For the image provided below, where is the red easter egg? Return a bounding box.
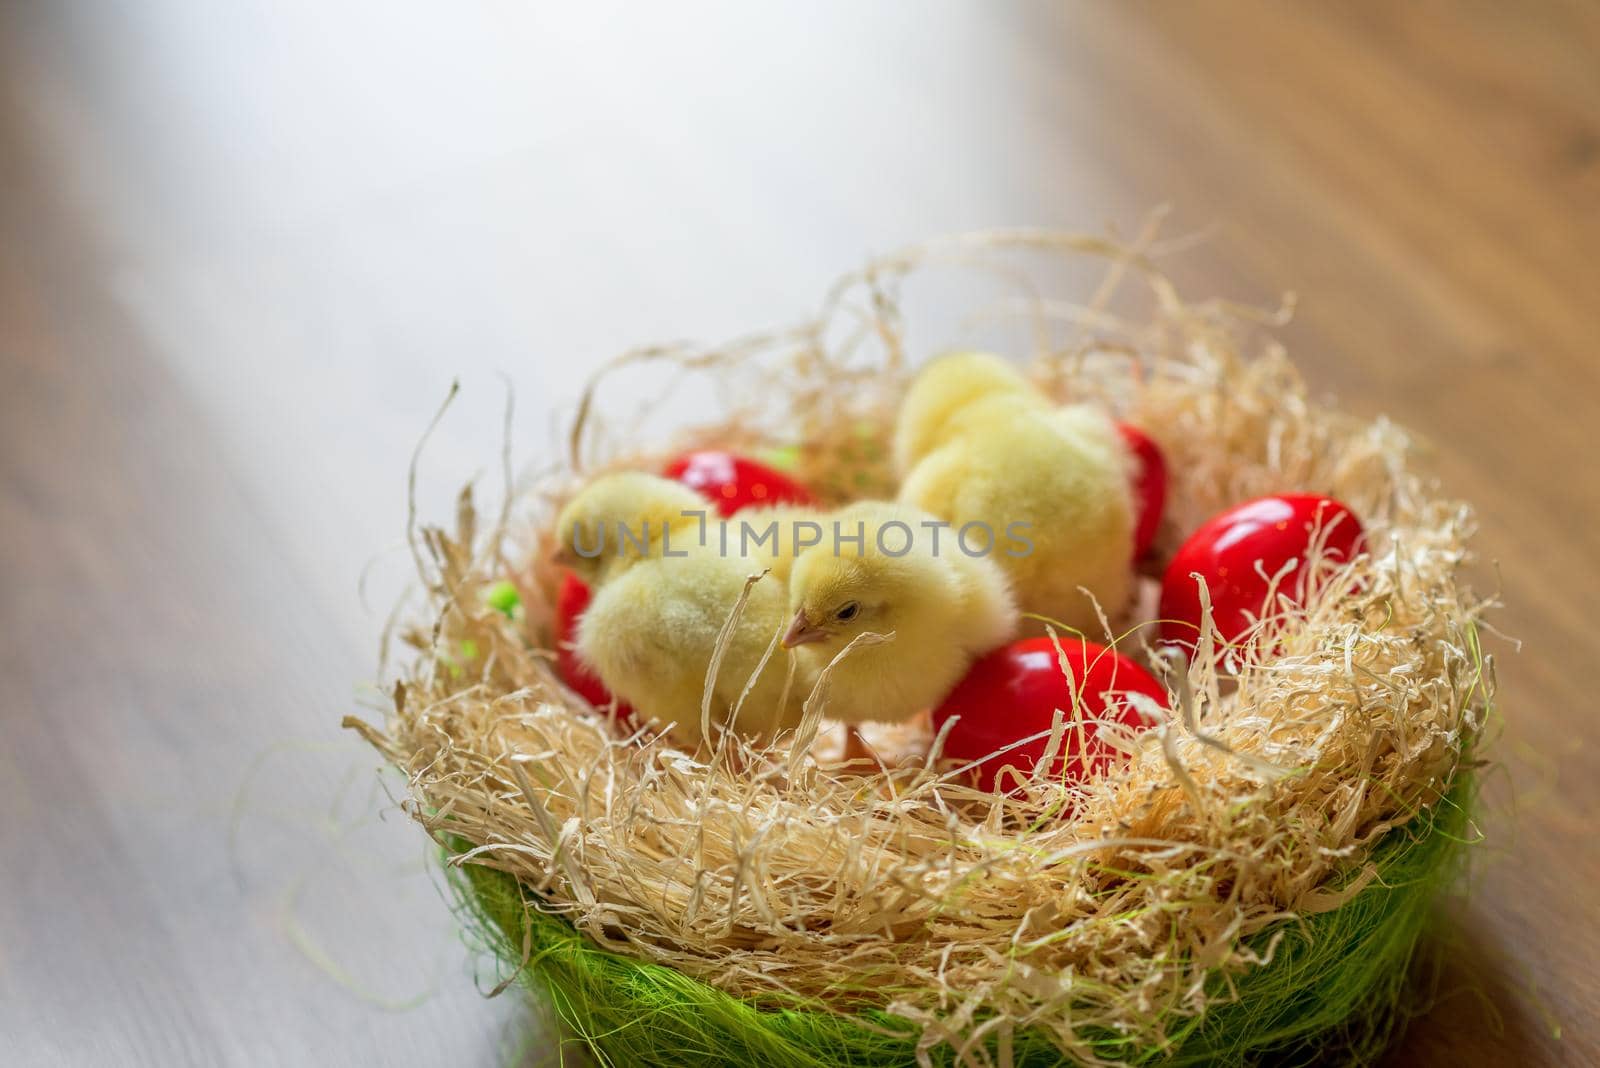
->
[554,572,632,718]
[1118,423,1168,560]
[931,637,1167,793]
[662,450,813,517]
[1159,494,1365,655]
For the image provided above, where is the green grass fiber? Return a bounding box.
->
[453,774,1472,1068]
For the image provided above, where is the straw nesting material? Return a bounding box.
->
[349,229,1493,1066]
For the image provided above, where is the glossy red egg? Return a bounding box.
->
[1118,423,1168,560]
[1159,493,1365,655]
[662,450,814,517]
[931,637,1167,793]
[553,572,632,717]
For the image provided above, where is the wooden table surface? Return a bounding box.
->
[2,2,1595,1064]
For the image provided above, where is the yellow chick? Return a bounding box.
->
[553,473,804,749]
[781,501,1019,728]
[891,350,1046,474]
[554,471,707,587]
[894,352,1134,633]
[700,501,821,585]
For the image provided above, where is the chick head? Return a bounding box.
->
[893,351,1038,474]
[782,503,957,655]
[552,472,709,585]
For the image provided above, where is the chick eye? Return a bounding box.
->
[835,601,860,622]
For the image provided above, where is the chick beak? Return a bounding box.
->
[782,609,827,648]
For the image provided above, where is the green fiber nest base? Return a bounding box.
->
[454,773,1472,1068]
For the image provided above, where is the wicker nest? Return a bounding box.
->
[349,229,1492,1067]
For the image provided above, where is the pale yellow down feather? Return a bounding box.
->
[895,353,1134,632]
[784,500,1019,725]
[891,350,1043,473]
[554,473,813,748]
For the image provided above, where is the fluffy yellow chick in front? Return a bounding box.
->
[782,501,1018,727]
